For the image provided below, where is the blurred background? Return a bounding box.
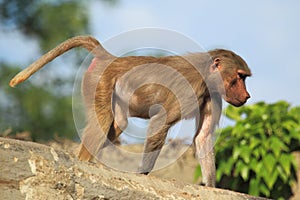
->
[0,1,300,199]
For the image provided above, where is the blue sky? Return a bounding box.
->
[1,0,299,143]
[88,0,300,142]
[88,0,300,106]
[1,0,300,106]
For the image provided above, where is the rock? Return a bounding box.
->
[0,137,269,200]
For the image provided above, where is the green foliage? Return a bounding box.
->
[0,64,77,141]
[194,101,300,199]
[0,0,93,141]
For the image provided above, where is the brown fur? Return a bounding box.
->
[9,36,251,187]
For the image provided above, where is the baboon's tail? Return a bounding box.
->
[9,35,113,87]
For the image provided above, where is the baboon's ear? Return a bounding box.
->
[210,58,222,72]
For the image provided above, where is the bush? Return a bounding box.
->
[195,101,300,199]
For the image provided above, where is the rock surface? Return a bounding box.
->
[0,137,269,200]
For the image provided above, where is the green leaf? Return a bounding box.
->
[194,165,202,182]
[261,165,270,188]
[269,136,288,157]
[260,182,270,197]
[265,168,278,189]
[240,164,249,181]
[254,162,264,176]
[217,158,234,181]
[282,120,297,130]
[225,105,241,121]
[259,147,267,158]
[233,146,241,160]
[291,155,298,169]
[278,154,292,176]
[216,168,223,182]
[234,160,249,180]
[276,165,288,183]
[249,159,258,171]
[252,148,260,159]
[249,178,260,196]
[290,129,300,140]
[232,123,246,137]
[240,145,251,164]
[263,154,276,174]
[249,136,261,150]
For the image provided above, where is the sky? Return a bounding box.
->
[0,0,300,142]
[88,0,300,106]
[1,0,300,106]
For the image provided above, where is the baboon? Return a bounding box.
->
[10,36,251,187]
